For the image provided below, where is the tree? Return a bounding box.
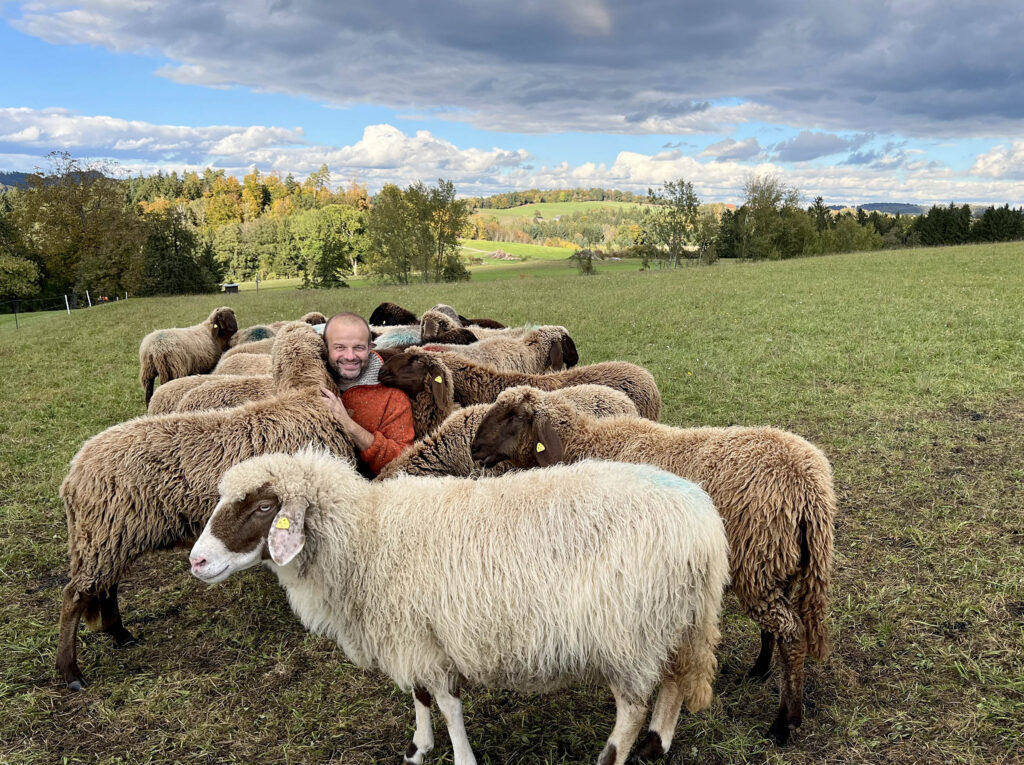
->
[808,197,833,232]
[423,179,471,282]
[0,195,40,298]
[291,205,366,288]
[644,179,701,266]
[135,206,220,296]
[738,173,802,259]
[366,184,422,284]
[14,151,143,296]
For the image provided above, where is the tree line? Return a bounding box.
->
[0,153,471,302]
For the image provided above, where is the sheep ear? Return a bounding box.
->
[548,338,563,370]
[268,497,309,566]
[429,365,447,409]
[532,414,563,467]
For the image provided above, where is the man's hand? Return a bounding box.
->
[321,387,374,451]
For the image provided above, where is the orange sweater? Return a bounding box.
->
[340,380,415,476]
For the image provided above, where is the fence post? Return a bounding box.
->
[86,290,92,307]
[125,291,128,301]
[64,295,71,314]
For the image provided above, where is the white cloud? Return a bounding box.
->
[970,142,1024,180]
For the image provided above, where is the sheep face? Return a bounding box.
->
[530,328,579,371]
[379,352,450,409]
[369,302,417,326]
[471,390,564,468]
[209,307,239,343]
[301,311,327,326]
[191,487,310,581]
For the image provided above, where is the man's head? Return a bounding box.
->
[323,312,373,382]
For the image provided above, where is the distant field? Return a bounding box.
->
[472,200,642,220]
[2,242,1023,764]
[460,238,576,260]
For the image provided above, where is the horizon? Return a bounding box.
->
[2,2,1023,207]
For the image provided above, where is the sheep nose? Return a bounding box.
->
[190,555,207,573]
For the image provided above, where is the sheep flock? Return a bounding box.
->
[57,299,837,763]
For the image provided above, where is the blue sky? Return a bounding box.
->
[2,1,1023,205]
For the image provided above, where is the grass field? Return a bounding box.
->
[460,239,576,261]
[473,200,642,221]
[1,242,1022,763]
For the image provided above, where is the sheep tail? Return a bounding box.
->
[140,356,157,405]
[796,487,835,661]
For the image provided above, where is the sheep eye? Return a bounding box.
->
[257,502,274,513]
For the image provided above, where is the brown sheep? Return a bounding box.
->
[470,386,836,747]
[138,306,237,404]
[57,324,352,691]
[213,353,272,376]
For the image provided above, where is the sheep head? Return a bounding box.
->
[523,326,577,371]
[300,311,327,326]
[379,349,453,410]
[369,302,417,326]
[471,386,564,468]
[208,306,239,345]
[420,310,458,341]
[428,304,462,324]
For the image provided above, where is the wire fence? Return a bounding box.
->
[0,291,129,329]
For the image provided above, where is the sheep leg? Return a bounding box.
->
[766,625,806,745]
[597,686,648,765]
[96,584,137,646]
[633,608,721,761]
[403,687,435,765]
[57,583,89,691]
[433,686,476,765]
[747,630,775,681]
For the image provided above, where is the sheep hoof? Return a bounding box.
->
[67,678,87,692]
[111,629,137,648]
[766,710,794,746]
[629,731,665,761]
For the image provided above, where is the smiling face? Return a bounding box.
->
[324,316,373,381]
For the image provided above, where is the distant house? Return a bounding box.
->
[222,283,239,294]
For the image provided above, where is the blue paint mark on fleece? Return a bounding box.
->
[249,326,272,341]
[627,463,706,501]
[375,330,420,348]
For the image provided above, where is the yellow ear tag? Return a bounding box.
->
[434,376,443,383]
[536,442,546,453]
[275,517,290,530]
[214,324,219,329]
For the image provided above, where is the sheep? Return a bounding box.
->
[220,337,275,358]
[369,301,418,326]
[269,311,327,330]
[419,310,478,346]
[138,306,238,405]
[379,348,662,421]
[458,315,505,329]
[146,374,214,415]
[376,384,639,481]
[213,353,272,376]
[190,450,729,765]
[229,324,276,347]
[469,387,836,747]
[423,325,579,374]
[57,324,354,691]
[176,374,273,413]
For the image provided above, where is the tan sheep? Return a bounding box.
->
[470,386,836,748]
[146,374,213,415]
[213,353,272,376]
[379,347,662,421]
[422,325,579,373]
[176,374,273,412]
[57,323,352,691]
[138,306,238,404]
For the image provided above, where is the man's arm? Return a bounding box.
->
[358,389,416,475]
[320,387,375,451]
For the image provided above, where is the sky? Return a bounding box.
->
[1,0,1023,205]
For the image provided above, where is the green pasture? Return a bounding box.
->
[460,238,577,261]
[472,200,641,221]
[1,242,1022,763]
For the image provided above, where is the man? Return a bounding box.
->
[320,312,415,476]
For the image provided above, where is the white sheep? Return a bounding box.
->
[190,449,729,765]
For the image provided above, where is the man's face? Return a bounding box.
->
[325,319,372,381]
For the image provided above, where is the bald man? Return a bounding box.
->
[320,312,415,476]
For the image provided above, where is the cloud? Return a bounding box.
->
[12,1,1024,137]
[700,137,762,161]
[970,142,1024,179]
[773,131,871,162]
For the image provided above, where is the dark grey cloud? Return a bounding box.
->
[10,1,1024,136]
[773,130,871,162]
